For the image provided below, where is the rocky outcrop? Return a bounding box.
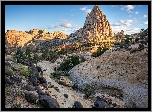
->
[67,5,115,44]
[5,29,68,48]
[114,30,125,42]
[69,46,148,108]
[5,30,33,47]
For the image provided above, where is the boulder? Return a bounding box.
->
[39,95,60,108]
[24,91,39,104]
[28,77,38,86]
[38,77,47,84]
[25,84,35,91]
[59,76,73,87]
[73,101,83,108]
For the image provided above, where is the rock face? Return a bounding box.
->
[114,30,125,42]
[69,46,148,108]
[5,30,33,47]
[5,29,68,48]
[68,5,115,43]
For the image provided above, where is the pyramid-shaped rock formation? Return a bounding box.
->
[68,5,114,42]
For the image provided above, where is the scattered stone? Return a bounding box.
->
[38,77,47,84]
[28,77,38,86]
[41,83,48,89]
[5,78,14,85]
[94,100,106,108]
[5,61,11,66]
[73,101,83,108]
[64,94,68,98]
[112,103,117,107]
[35,86,45,95]
[10,76,22,83]
[25,84,35,91]
[72,83,79,90]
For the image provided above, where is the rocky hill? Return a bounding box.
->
[69,42,148,108]
[5,29,68,48]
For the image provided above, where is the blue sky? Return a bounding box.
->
[5,5,148,35]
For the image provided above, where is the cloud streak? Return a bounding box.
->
[144,21,148,24]
[121,5,134,11]
[111,19,133,27]
[80,7,91,13]
[143,15,148,18]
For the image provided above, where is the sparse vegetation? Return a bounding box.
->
[59,56,80,72]
[92,46,108,57]
[83,83,95,98]
[5,68,14,76]
[20,67,30,77]
[50,71,73,82]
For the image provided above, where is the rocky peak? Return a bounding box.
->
[68,5,114,43]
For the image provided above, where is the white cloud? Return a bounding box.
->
[80,7,91,13]
[125,28,140,34]
[53,20,73,29]
[120,19,133,26]
[121,5,134,11]
[111,19,133,27]
[128,11,134,13]
[135,11,139,14]
[112,25,140,35]
[143,15,148,18]
[58,20,73,28]
[144,21,148,24]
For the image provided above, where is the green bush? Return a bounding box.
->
[5,68,14,76]
[50,71,63,79]
[20,67,30,77]
[50,71,73,82]
[33,54,39,61]
[59,56,80,72]
[83,83,95,98]
[92,46,108,57]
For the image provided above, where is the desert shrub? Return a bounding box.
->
[14,48,23,58]
[50,71,70,79]
[123,35,132,45]
[5,68,14,76]
[50,71,63,79]
[33,54,39,62]
[20,67,30,77]
[12,63,25,69]
[57,48,67,55]
[83,83,95,98]
[59,56,80,72]
[50,71,73,82]
[92,46,108,57]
